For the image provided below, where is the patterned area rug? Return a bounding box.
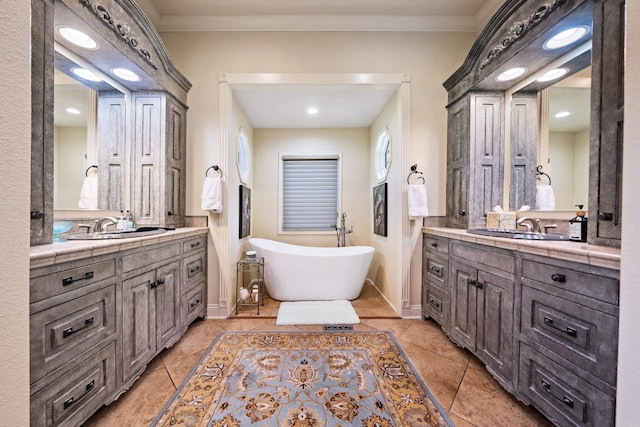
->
[152,331,453,426]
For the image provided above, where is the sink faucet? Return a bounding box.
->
[517,217,541,233]
[94,216,119,232]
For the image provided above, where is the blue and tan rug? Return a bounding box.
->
[151,331,453,426]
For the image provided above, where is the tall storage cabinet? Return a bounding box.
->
[132,93,187,227]
[446,93,504,229]
[589,0,625,247]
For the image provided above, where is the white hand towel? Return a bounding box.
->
[78,176,98,209]
[408,183,428,219]
[535,184,556,211]
[201,176,223,212]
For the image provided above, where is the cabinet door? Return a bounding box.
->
[476,269,514,379]
[589,0,624,246]
[133,95,164,226]
[155,261,181,349]
[469,94,503,229]
[450,260,477,350]
[122,270,156,380]
[164,99,186,227]
[98,92,127,211]
[30,0,54,245]
[446,97,470,228]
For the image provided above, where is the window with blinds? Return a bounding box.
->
[281,157,339,231]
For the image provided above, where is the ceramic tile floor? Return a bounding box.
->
[83,289,553,427]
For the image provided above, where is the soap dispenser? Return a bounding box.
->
[569,205,588,242]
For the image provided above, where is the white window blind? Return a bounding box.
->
[282,158,339,231]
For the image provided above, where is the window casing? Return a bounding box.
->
[280,155,340,232]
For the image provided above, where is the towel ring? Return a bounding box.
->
[407,164,425,185]
[536,165,551,185]
[85,165,98,177]
[205,165,223,178]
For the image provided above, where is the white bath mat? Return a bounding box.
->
[276,300,360,326]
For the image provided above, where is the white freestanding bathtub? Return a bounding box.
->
[248,238,374,301]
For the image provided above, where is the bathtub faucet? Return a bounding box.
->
[333,212,353,247]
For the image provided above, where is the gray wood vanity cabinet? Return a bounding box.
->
[422,231,620,427]
[446,93,503,229]
[29,230,207,426]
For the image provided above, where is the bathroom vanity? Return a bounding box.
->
[29,228,207,426]
[422,228,619,427]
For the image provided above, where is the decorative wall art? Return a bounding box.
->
[239,185,251,238]
[373,182,387,237]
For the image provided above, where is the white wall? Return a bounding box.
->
[548,129,589,210]
[253,128,370,248]
[617,0,640,422]
[159,31,477,219]
[0,0,30,423]
[369,91,404,312]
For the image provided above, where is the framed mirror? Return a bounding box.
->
[237,128,251,185]
[374,127,392,183]
[53,44,130,214]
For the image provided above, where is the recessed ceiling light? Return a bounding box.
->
[543,26,589,50]
[65,108,81,115]
[58,27,98,50]
[111,67,141,82]
[71,67,102,82]
[496,67,527,82]
[555,111,571,118]
[537,67,570,82]
[306,107,318,115]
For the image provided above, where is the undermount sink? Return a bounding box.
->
[61,227,170,241]
[467,228,570,241]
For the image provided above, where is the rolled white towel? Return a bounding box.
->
[78,176,98,209]
[201,175,223,212]
[535,184,556,211]
[408,183,428,219]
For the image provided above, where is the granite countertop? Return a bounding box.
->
[30,227,209,269]
[422,227,621,270]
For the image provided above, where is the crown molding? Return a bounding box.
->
[155,14,480,32]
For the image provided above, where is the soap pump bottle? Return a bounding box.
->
[569,205,588,242]
[117,210,127,230]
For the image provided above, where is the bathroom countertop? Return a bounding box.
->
[30,227,209,269]
[422,227,621,270]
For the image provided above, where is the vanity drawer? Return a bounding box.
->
[423,234,449,255]
[183,284,205,326]
[423,281,449,329]
[424,254,447,285]
[521,258,619,305]
[183,235,206,254]
[518,343,615,427]
[30,285,116,384]
[30,342,117,427]
[121,242,181,273]
[30,259,116,304]
[183,251,206,293]
[521,284,618,385]
[451,241,514,274]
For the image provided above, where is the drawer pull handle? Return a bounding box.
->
[167,211,174,216]
[63,380,95,409]
[543,317,578,338]
[458,210,466,216]
[190,298,201,309]
[30,210,45,219]
[598,212,614,221]
[63,317,95,338]
[468,278,476,286]
[551,273,566,283]
[62,271,94,286]
[476,281,483,289]
[541,379,574,408]
[428,297,441,309]
[191,241,201,248]
[429,265,441,274]
[189,265,201,274]
[151,277,166,289]
[430,242,438,248]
